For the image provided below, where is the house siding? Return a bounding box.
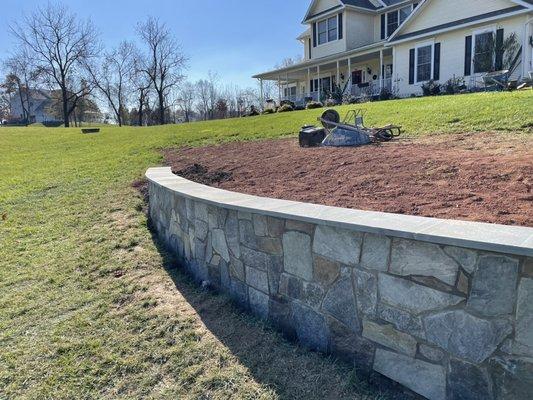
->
[345,9,376,49]
[404,0,518,34]
[394,14,527,96]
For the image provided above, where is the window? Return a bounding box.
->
[284,87,297,98]
[387,11,398,38]
[473,31,494,73]
[416,45,433,82]
[316,15,339,45]
[399,6,411,24]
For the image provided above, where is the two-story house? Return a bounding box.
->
[253,0,533,103]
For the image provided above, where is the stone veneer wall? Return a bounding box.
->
[147,168,533,400]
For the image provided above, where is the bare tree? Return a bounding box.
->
[137,17,186,125]
[176,81,195,122]
[10,3,99,127]
[130,51,152,126]
[195,79,211,120]
[87,41,136,126]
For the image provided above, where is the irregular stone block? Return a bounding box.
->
[378,304,426,339]
[355,269,377,318]
[456,271,469,295]
[269,296,294,338]
[237,210,252,220]
[266,216,284,237]
[301,281,325,309]
[424,310,511,363]
[239,219,257,249]
[313,256,340,287]
[313,225,362,266]
[322,273,360,332]
[194,201,208,222]
[444,246,478,274]
[500,339,533,358]
[378,273,464,315]
[248,287,269,320]
[252,214,268,236]
[229,256,245,282]
[360,233,391,272]
[286,219,315,235]
[522,258,533,277]
[241,246,270,271]
[229,279,248,309]
[418,344,444,363]
[211,229,230,262]
[245,266,269,294]
[390,239,458,285]
[279,273,302,299]
[219,260,230,291]
[224,211,240,258]
[283,231,313,281]
[467,255,519,317]
[373,349,446,400]
[327,317,375,371]
[291,302,329,352]
[362,320,417,356]
[489,356,533,400]
[449,359,492,400]
[256,237,283,255]
[516,278,533,348]
[266,256,283,295]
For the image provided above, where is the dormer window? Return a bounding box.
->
[314,13,343,46]
[381,2,419,40]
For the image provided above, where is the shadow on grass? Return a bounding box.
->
[146,220,418,400]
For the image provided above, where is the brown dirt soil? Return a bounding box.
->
[163,133,533,227]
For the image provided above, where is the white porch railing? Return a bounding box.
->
[350,78,392,98]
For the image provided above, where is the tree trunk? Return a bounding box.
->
[62,87,70,128]
[158,90,165,125]
[138,95,144,127]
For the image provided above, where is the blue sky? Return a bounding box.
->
[0,0,308,88]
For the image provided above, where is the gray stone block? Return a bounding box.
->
[241,246,270,271]
[489,356,533,400]
[516,278,533,348]
[378,304,426,339]
[229,279,248,309]
[467,255,519,317]
[444,246,478,274]
[286,219,315,235]
[363,320,417,356]
[355,269,377,318]
[448,359,493,400]
[252,214,268,236]
[256,237,283,255]
[279,273,302,299]
[390,239,459,285]
[301,281,325,309]
[245,266,269,294]
[224,211,240,258]
[418,344,444,363]
[212,229,230,262]
[248,287,269,320]
[322,274,360,332]
[266,256,283,295]
[283,231,313,281]
[373,349,446,400]
[313,225,362,266]
[194,201,208,222]
[378,274,464,315]
[291,301,329,352]
[239,219,257,249]
[360,233,391,272]
[424,310,511,363]
[220,260,230,291]
[327,317,375,371]
[266,216,285,237]
[229,256,245,282]
[313,256,340,287]
[269,296,294,338]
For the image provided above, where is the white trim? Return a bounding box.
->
[315,14,341,47]
[512,0,533,10]
[302,0,343,23]
[414,40,435,83]
[387,8,529,45]
[388,0,431,42]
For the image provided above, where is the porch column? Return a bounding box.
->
[307,68,311,98]
[336,60,340,86]
[317,65,321,103]
[277,76,281,103]
[286,73,290,101]
[348,58,352,94]
[259,79,264,109]
[379,49,384,90]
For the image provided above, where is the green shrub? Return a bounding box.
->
[421,80,441,96]
[443,77,466,95]
[325,98,338,107]
[306,101,323,109]
[277,104,294,113]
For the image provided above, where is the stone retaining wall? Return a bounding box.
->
[146,167,533,400]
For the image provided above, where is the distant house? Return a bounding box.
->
[9,89,60,123]
[254,0,533,103]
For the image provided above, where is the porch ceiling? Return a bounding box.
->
[254,46,393,81]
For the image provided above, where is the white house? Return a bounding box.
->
[253,0,533,102]
[9,89,58,123]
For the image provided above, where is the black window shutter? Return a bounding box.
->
[308,39,312,59]
[495,28,504,71]
[338,13,343,40]
[433,43,441,80]
[312,23,317,47]
[409,48,415,84]
[381,14,386,39]
[464,35,472,76]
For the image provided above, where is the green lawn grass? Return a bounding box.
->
[0,91,532,399]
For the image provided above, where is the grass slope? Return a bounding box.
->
[0,91,532,399]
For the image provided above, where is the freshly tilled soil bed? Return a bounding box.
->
[163,133,533,227]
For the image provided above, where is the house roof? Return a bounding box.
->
[340,0,379,10]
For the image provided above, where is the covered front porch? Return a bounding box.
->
[255,46,393,106]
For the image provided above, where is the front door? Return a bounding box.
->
[352,70,363,85]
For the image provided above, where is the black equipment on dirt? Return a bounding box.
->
[299,125,326,147]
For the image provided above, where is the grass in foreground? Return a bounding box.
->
[0,91,532,399]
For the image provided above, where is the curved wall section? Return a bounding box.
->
[147,167,533,400]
